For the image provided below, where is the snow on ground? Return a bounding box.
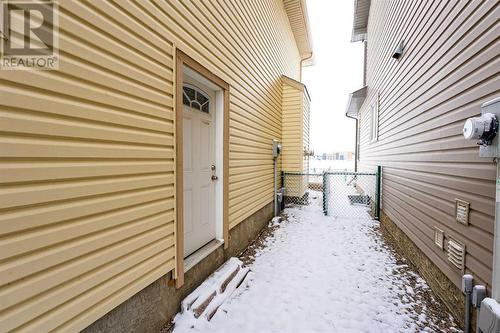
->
[173,193,461,333]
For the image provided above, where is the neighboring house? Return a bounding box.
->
[0,1,312,332]
[346,0,499,324]
[315,152,354,161]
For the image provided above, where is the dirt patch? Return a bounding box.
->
[238,214,289,266]
[159,321,174,333]
[369,223,462,333]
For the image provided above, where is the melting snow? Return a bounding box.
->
[173,193,461,333]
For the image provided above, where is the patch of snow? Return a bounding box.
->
[269,216,282,227]
[174,191,461,333]
[175,258,250,327]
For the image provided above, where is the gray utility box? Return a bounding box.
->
[478,298,500,333]
[479,97,500,158]
[272,139,282,158]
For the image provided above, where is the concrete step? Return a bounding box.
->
[179,257,250,321]
[205,266,251,321]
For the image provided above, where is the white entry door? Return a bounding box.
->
[183,85,216,257]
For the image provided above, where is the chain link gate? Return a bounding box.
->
[282,166,381,220]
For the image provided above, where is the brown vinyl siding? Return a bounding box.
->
[0,1,301,331]
[359,0,499,288]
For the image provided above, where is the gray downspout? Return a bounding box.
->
[462,274,473,333]
[274,156,278,217]
[493,157,500,301]
[346,114,359,172]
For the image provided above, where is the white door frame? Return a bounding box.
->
[174,49,229,288]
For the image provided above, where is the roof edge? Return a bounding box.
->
[345,86,367,117]
[284,0,314,63]
[282,75,311,101]
[351,0,371,42]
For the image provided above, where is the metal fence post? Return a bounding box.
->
[281,171,285,211]
[322,172,327,215]
[375,165,382,220]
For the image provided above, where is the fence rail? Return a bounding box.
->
[281,167,381,220]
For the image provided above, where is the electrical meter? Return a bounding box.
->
[463,98,500,158]
[463,113,498,144]
[272,139,282,158]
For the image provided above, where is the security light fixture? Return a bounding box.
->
[392,41,404,60]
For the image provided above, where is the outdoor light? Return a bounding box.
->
[392,41,404,60]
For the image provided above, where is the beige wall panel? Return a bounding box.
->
[0,0,301,331]
[282,84,303,172]
[302,90,310,173]
[359,0,499,289]
[282,79,309,197]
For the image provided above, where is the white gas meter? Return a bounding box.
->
[463,98,500,158]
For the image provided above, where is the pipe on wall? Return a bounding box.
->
[346,113,359,172]
[274,156,278,216]
[463,274,473,333]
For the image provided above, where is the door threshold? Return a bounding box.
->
[185,239,224,272]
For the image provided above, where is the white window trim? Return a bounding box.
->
[369,94,379,143]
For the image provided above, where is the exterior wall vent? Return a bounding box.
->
[455,199,470,225]
[434,227,444,250]
[447,237,465,270]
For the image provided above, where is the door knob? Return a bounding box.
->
[211,164,216,171]
[211,175,218,181]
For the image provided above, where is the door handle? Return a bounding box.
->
[211,175,218,181]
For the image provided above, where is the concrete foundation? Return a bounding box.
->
[380,212,465,330]
[82,201,274,333]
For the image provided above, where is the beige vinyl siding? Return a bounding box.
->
[282,82,304,172]
[0,1,301,332]
[303,90,311,173]
[359,0,499,288]
[281,76,310,196]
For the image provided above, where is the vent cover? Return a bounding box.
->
[434,227,444,250]
[447,238,465,270]
[455,199,470,225]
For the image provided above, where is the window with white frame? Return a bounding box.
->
[369,95,379,142]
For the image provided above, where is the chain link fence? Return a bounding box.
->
[282,168,381,220]
[281,172,324,207]
[324,171,378,219]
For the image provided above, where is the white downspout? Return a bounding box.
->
[493,160,500,301]
[463,97,500,332]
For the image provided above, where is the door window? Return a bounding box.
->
[183,85,210,113]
